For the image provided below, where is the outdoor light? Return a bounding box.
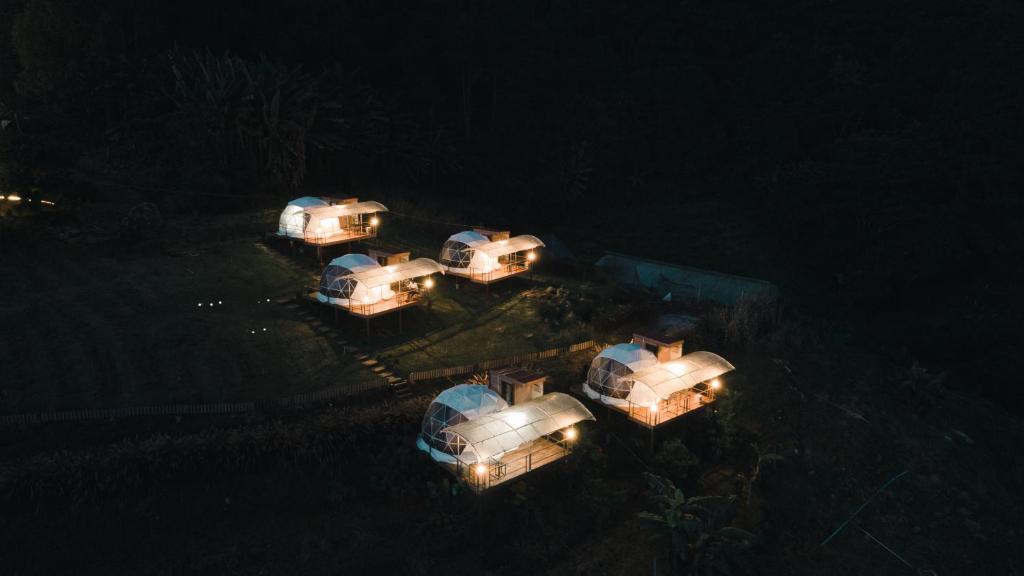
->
[474,463,488,476]
[218,300,222,305]
[649,403,659,414]
[526,251,537,262]
[711,378,722,390]
[7,195,21,201]
[370,216,380,227]
[424,277,434,289]
[565,427,577,441]
[665,362,687,375]
[197,303,203,307]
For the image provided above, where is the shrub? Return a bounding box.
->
[650,439,700,486]
[695,295,779,352]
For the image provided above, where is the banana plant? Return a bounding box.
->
[638,473,758,575]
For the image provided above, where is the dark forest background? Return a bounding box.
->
[1,0,1022,409]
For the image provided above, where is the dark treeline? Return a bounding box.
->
[1,0,1022,407]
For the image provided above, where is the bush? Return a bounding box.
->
[650,439,700,487]
[695,295,779,352]
[705,389,742,461]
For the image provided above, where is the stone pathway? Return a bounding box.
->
[261,240,412,399]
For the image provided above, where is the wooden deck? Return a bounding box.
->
[306,291,422,318]
[304,227,376,246]
[620,389,715,428]
[453,438,570,493]
[448,264,530,284]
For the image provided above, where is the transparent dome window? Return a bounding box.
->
[587,357,636,399]
[421,401,470,456]
[319,265,358,299]
[439,240,475,268]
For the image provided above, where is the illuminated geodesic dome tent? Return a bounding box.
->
[417,384,508,464]
[438,231,489,270]
[583,343,659,405]
[439,230,545,282]
[585,344,735,409]
[315,255,442,309]
[316,254,383,305]
[278,196,328,237]
[277,197,387,242]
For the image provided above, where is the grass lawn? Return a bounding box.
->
[372,278,593,374]
[0,207,595,413]
[298,210,595,374]
[0,226,374,414]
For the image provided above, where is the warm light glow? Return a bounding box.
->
[474,463,488,476]
[649,403,659,414]
[665,361,688,375]
[7,195,21,201]
[711,378,722,390]
[423,277,434,289]
[370,216,380,227]
[506,411,529,428]
[526,251,537,262]
[565,427,577,441]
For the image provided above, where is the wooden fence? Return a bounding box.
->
[408,340,596,384]
[0,376,390,427]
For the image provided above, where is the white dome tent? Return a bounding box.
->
[438,229,545,284]
[311,255,443,316]
[583,340,735,428]
[278,196,328,238]
[417,384,508,464]
[583,343,658,406]
[276,196,388,253]
[419,387,595,492]
[316,254,392,306]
